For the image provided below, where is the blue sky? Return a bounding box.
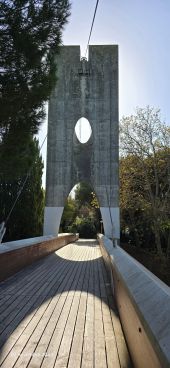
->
[39,0,170,186]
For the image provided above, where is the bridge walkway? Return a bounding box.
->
[0,240,132,368]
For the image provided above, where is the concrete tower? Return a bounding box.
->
[44,45,119,240]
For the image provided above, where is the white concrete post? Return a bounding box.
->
[100,207,120,240]
[43,207,64,236]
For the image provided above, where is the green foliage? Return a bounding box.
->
[0,0,71,135]
[75,182,93,207]
[120,154,154,248]
[69,217,97,239]
[0,138,44,241]
[60,182,101,237]
[60,196,77,232]
[0,0,70,240]
[120,106,170,257]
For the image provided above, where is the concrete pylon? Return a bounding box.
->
[43,45,119,240]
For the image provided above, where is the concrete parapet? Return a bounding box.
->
[98,234,170,368]
[0,234,78,282]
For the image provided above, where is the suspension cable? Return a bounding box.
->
[85,0,100,58]
[5,133,47,225]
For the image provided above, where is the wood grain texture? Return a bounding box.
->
[0,240,132,367]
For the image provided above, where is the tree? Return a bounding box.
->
[70,217,97,239]
[61,182,101,236]
[75,182,93,208]
[0,1,70,240]
[120,155,146,247]
[60,196,77,233]
[0,0,70,177]
[0,0,70,133]
[0,137,44,241]
[120,106,170,257]
[74,182,100,230]
[120,154,155,249]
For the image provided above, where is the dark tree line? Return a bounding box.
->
[0,138,44,241]
[0,0,70,241]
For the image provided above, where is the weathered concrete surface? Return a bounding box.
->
[43,207,64,236]
[0,234,78,282]
[98,234,170,368]
[44,45,119,239]
[100,207,120,240]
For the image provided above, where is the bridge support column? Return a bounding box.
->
[43,207,64,236]
[44,46,119,237]
[100,207,120,240]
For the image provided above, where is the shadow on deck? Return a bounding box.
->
[0,240,132,368]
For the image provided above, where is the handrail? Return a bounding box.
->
[98,234,170,368]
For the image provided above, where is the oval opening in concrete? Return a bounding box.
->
[75,117,92,143]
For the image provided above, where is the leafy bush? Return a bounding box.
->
[69,218,97,239]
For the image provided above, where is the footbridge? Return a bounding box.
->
[0,44,169,368]
[0,234,169,368]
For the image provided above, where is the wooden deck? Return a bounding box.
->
[0,240,132,368]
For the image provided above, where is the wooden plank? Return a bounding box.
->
[0,255,48,293]
[0,244,80,366]
[0,252,62,317]
[0,241,75,305]
[98,256,120,368]
[59,247,91,368]
[93,248,107,368]
[0,240,133,368]
[0,251,55,296]
[80,244,95,368]
[0,266,68,366]
[67,245,92,366]
[100,256,132,368]
[0,235,78,283]
[0,258,51,313]
[29,246,88,368]
[0,243,80,348]
[0,242,76,320]
[0,255,64,341]
[40,246,88,368]
[68,281,90,367]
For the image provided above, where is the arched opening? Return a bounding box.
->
[60,182,103,238]
[75,117,92,144]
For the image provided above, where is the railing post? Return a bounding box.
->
[0,221,6,243]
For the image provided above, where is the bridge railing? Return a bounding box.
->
[0,233,78,282]
[98,234,170,368]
